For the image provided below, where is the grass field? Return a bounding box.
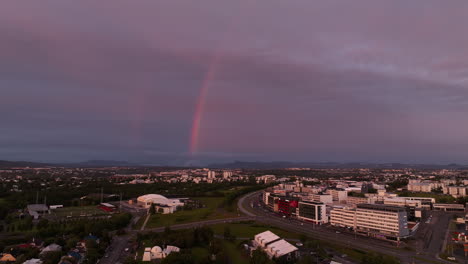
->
[52,205,108,218]
[211,222,301,240]
[145,197,238,229]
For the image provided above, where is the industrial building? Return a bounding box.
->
[137,194,184,214]
[27,204,50,219]
[252,231,298,261]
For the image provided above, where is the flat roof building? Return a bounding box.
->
[254,231,280,248]
[330,204,410,240]
[252,231,298,261]
[264,239,298,259]
[27,204,50,219]
[298,201,328,224]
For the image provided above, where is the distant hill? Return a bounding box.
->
[208,160,468,169]
[72,160,134,167]
[0,160,52,168]
[1,159,467,170]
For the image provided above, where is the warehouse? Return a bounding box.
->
[137,194,184,213]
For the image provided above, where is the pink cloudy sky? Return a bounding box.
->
[1,1,468,164]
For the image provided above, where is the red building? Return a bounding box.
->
[98,203,116,212]
[276,197,299,216]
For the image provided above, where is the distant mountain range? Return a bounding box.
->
[1,159,467,169]
[208,160,468,169]
[0,160,52,168]
[0,160,137,168]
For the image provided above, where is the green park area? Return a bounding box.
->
[51,205,109,218]
[190,243,248,264]
[143,197,239,229]
[211,221,301,240]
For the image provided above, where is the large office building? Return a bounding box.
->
[330,204,409,240]
[355,204,409,239]
[330,207,356,228]
[297,201,327,224]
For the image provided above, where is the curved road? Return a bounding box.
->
[238,191,451,264]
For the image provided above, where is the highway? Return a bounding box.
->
[238,191,453,264]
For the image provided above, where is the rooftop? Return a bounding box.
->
[27,204,49,212]
[255,230,280,245]
[356,203,406,212]
[266,239,298,258]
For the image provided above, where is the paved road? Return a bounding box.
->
[238,191,453,264]
[99,214,141,264]
[100,236,130,264]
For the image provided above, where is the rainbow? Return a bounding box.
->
[189,54,221,156]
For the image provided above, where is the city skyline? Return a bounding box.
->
[2,1,468,163]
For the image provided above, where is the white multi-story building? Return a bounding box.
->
[223,171,233,179]
[297,201,328,224]
[207,171,216,179]
[355,204,409,239]
[330,207,356,228]
[310,194,333,204]
[407,183,432,192]
[443,186,467,197]
[328,189,348,202]
[330,204,409,239]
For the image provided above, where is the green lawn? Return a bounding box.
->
[145,197,239,229]
[211,222,301,240]
[52,205,109,218]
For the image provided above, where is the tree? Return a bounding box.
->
[37,218,49,229]
[250,249,274,264]
[297,256,314,264]
[223,226,235,241]
[149,204,156,215]
[161,252,194,264]
[41,251,63,264]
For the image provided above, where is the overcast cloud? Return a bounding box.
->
[1,1,468,164]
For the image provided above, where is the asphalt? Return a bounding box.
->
[99,236,130,264]
[237,191,455,264]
